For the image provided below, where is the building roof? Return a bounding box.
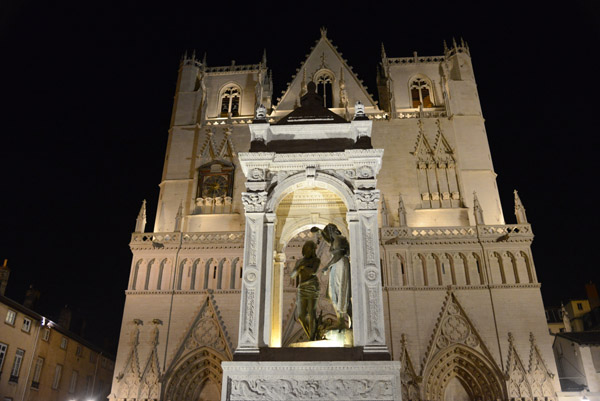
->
[276,82,347,125]
[555,331,600,345]
[0,294,115,359]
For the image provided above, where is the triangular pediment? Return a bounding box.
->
[272,30,379,119]
[420,290,498,375]
[166,296,233,375]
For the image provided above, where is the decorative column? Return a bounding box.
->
[349,189,388,354]
[237,191,269,354]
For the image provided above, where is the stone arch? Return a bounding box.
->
[162,347,226,401]
[190,258,202,290]
[422,344,505,401]
[157,258,167,290]
[507,252,520,284]
[418,254,428,286]
[216,258,228,290]
[203,258,214,290]
[520,251,534,283]
[278,216,348,253]
[131,259,143,290]
[230,257,241,289]
[471,253,484,284]
[491,251,506,284]
[458,253,470,285]
[265,171,356,213]
[176,258,188,290]
[144,258,155,290]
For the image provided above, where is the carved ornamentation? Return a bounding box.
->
[399,335,421,401]
[528,333,557,400]
[138,324,161,400]
[242,192,267,212]
[354,189,380,210]
[230,378,394,400]
[116,321,142,399]
[506,332,532,400]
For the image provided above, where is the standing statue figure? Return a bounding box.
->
[290,240,321,341]
[311,224,351,330]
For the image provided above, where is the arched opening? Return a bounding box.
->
[163,348,226,401]
[423,344,505,401]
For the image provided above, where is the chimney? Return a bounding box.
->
[586,282,600,310]
[58,305,72,330]
[23,285,41,309]
[0,259,10,296]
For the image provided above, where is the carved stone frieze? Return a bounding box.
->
[230,378,394,400]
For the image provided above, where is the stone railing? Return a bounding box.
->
[395,108,447,119]
[130,231,244,247]
[130,232,181,245]
[387,55,445,65]
[476,224,532,239]
[382,223,532,242]
[381,226,476,241]
[205,64,261,74]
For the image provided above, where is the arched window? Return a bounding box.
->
[410,77,434,108]
[315,71,334,108]
[220,85,241,117]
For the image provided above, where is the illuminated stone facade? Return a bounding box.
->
[109,31,561,400]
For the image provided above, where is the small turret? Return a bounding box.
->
[398,194,407,227]
[135,200,147,233]
[380,193,389,227]
[473,192,484,225]
[174,202,184,232]
[513,190,528,224]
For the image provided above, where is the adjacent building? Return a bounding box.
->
[0,293,115,401]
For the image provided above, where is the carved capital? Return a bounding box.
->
[242,192,268,212]
[354,189,380,210]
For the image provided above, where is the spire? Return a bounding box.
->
[398,193,407,227]
[135,200,147,233]
[262,48,267,67]
[381,42,388,63]
[174,202,183,232]
[513,190,528,224]
[380,193,389,227]
[202,52,207,66]
[473,191,484,225]
[443,40,449,56]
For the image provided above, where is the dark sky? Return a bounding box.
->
[1,1,598,353]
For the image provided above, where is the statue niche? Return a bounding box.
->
[290,223,353,346]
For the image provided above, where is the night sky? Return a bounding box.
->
[1,2,598,353]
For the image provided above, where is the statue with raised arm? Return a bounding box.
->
[311,224,351,330]
[290,240,321,341]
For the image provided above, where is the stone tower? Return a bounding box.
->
[109,32,559,401]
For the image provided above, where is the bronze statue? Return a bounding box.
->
[311,224,351,330]
[290,240,321,341]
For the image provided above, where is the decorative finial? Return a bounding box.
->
[443,40,449,54]
[135,200,147,233]
[452,37,458,49]
[380,193,389,227]
[398,193,407,227]
[513,190,528,224]
[262,49,267,67]
[174,202,183,232]
[473,191,484,225]
[320,26,327,38]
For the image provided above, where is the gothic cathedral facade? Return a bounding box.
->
[109,31,559,401]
